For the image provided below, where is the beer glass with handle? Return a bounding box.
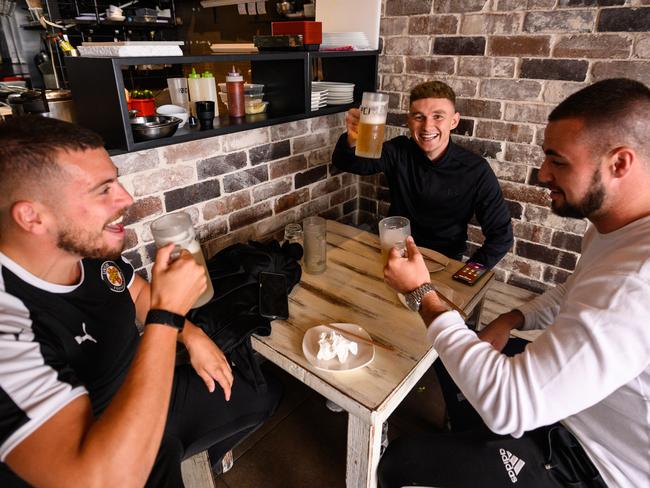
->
[355,92,389,159]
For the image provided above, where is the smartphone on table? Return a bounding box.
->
[259,271,289,320]
[452,261,488,286]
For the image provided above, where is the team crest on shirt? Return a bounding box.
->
[101,261,125,292]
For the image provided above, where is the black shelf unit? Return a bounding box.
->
[65,50,379,154]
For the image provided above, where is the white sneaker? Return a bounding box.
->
[325,399,344,412]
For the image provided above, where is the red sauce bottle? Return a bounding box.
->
[226,67,245,118]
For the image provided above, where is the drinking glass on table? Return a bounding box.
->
[355,92,389,159]
[150,211,214,308]
[303,216,327,274]
[379,216,411,266]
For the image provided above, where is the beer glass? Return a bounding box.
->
[379,216,411,266]
[355,92,389,159]
[150,211,214,309]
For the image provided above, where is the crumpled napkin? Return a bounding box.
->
[317,330,358,363]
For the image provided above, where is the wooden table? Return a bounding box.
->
[252,220,494,488]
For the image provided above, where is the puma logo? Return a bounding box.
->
[75,322,97,345]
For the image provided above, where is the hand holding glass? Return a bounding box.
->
[355,92,389,159]
[150,212,215,308]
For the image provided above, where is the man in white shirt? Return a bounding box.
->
[379,78,650,488]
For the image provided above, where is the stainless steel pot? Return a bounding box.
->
[8,89,76,123]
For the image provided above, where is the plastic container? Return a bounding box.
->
[226,67,245,118]
[219,93,269,114]
[187,68,202,117]
[218,83,264,95]
[199,70,218,116]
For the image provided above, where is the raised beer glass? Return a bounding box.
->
[355,92,389,159]
[150,211,215,309]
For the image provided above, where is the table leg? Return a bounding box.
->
[346,413,383,488]
[467,296,486,330]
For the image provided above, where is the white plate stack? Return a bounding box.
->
[321,32,372,50]
[311,87,328,111]
[312,81,354,105]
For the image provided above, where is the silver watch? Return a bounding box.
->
[404,283,435,312]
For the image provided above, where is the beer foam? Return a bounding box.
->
[360,102,387,124]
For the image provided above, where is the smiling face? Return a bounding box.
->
[539,118,608,220]
[49,148,133,259]
[407,97,460,161]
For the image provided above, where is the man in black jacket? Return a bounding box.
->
[332,81,513,268]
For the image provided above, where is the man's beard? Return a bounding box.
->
[551,168,606,219]
[57,225,124,260]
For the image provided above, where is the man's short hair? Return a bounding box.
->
[409,81,456,107]
[0,116,104,211]
[548,78,650,159]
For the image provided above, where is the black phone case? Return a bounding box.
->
[259,272,289,320]
[452,262,487,286]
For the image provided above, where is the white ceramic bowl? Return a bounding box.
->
[156,104,188,128]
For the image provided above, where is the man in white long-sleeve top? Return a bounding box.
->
[379,78,650,488]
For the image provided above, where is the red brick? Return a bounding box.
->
[634,33,650,58]
[504,103,552,124]
[490,161,528,183]
[456,98,502,119]
[386,0,433,15]
[223,166,269,193]
[408,15,458,35]
[269,155,308,179]
[274,188,309,213]
[379,56,405,74]
[524,10,596,33]
[458,57,515,78]
[513,221,553,244]
[520,59,588,82]
[380,17,409,36]
[461,13,522,35]
[496,0,556,10]
[434,0,488,13]
[164,180,220,212]
[551,230,583,253]
[504,142,545,167]
[542,80,586,104]
[252,177,293,203]
[406,56,455,75]
[543,266,571,285]
[123,196,162,225]
[480,79,542,101]
[501,181,549,206]
[433,37,486,56]
[295,165,327,188]
[228,201,272,230]
[476,121,535,144]
[311,177,342,199]
[202,191,252,220]
[553,34,631,58]
[385,36,430,55]
[516,240,577,271]
[597,7,650,32]
[592,61,650,85]
[488,36,551,57]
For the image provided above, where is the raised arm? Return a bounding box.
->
[5,245,206,487]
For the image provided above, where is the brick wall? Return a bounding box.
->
[374,0,650,292]
[114,113,356,277]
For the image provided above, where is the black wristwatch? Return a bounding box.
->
[404,283,436,312]
[145,309,185,331]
